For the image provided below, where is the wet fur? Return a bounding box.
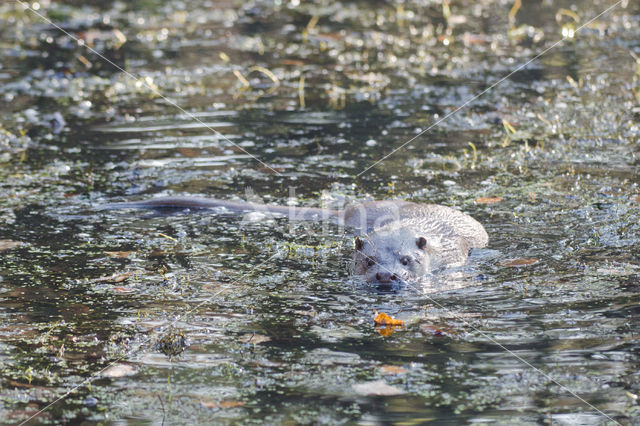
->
[102,197,488,284]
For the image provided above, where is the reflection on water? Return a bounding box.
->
[0,0,639,424]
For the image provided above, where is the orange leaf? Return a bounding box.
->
[475,197,503,204]
[219,401,245,409]
[376,326,395,337]
[373,310,404,326]
[201,401,217,408]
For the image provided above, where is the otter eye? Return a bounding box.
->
[400,256,410,266]
[366,257,375,267]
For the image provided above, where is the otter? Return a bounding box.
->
[102,196,488,284]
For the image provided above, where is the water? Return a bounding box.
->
[0,0,639,424]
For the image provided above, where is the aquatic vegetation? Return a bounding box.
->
[0,0,638,424]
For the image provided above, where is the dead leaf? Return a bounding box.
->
[94,271,133,283]
[5,408,51,422]
[251,359,284,368]
[201,400,245,409]
[9,380,34,388]
[177,148,201,158]
[379,365,408,375]
[500,258,539,267]
[373,310,404,326]
[633,195,640,203]
[76,54,92,68]
[219,401,245,408]
[106,251,133,258]
[462,33,489,45]
[113,286,134,293]
[352,380,405,396]
[373,310,404,337]
[282,59,306,66]
[376,326,400,337]
[102,363,136,378]
[201,401,218,408]
[201,282,236,295]
[475,197,503,204]
[0,240,25,252]
[257,166,285,175]
[239,333,271,345]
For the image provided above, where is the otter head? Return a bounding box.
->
[353,227,432,284]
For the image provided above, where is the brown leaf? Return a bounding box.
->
[113,286,134,293]
[256,166,285,175]
[0,240,25,252]
[500,258,539,267]
[9,380,34,388]
[379,365,408,375]
[633,194,640,203]
[201,283,217,292]
[282,59,305,66]
[149,249,167,258]
[201,400,245,409]
[201,401,218,408]
[239,333,271,345]
[462,33,490,45]
[106,251,134,258]
[201,282,229,293]
[251,359,284,368]
[177,148,201,158]
[94,271,134,283]
[475,197,503,204]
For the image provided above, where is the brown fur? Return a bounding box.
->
[103,197,488,283]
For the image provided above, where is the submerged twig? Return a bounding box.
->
[157,394,165,426]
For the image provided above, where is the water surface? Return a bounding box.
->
[0,0,639,424]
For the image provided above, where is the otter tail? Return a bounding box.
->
[98,196,340,222]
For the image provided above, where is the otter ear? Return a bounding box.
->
[416,236,428,250]
[355,237,364,251]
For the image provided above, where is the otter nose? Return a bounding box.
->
[375,271,397,283]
